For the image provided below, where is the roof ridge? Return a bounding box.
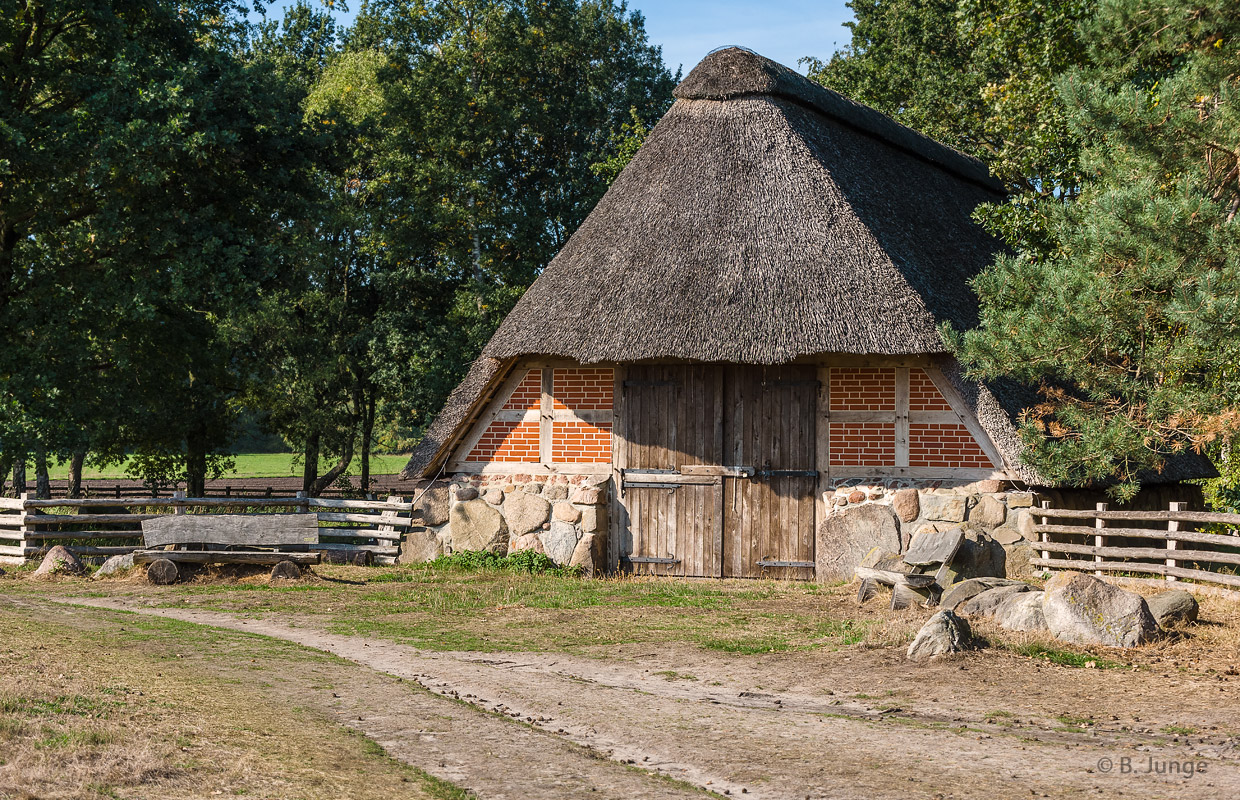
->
[674,47,1002,193]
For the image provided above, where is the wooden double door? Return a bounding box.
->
[616,364,818,579]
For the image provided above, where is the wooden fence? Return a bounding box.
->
[1032,501,1240,591]
[0,492,415,566]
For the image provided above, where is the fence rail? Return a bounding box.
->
[1033,501,1240,591]
[0,491,414,566]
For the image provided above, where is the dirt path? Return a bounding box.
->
[50,596,1239,800]
[3,597,708,800]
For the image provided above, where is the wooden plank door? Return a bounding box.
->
[722,365,818,579]
[617,365,723,577]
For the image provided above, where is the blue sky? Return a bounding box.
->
[268,0,856,75]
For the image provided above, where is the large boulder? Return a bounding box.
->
[968,495,1007,528]
[568,532,605,576]
[817,504,901,583]
[94,553,136,578]
[540,521,581,565]
[400,529,442,564]
[892,489,920,523]
[956,583,1031,617]
[994,590,1048,632]
[412,482,451,527]
[936,526,1006,585]
[1145,589,1199,628]
[504,492,552,538]
[939,577,1027,611]
[1001,541,1039,581]
[449,499,509,554]
[920,494,966,523]
[907,610,973,661]
[510,532,546,555]
[1041,572,1158,647]
[33,546,85,578]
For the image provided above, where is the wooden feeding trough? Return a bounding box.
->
[136,514,323,582]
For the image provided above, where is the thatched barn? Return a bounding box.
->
[399,47,1213,579]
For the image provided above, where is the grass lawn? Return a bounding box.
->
[17,561,1238,672]
[0,605,466,800]
[45,453,411,482]
[15,563,925,655]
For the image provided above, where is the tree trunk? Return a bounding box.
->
[310,431,355,497]
[303,432,320,496]
[185,436,207,498]
[11,454,26,497]
[360,389,376,494]
[68,450,86,498]
[34,446,50,499]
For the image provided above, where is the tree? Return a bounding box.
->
[949,0,1240,498]
[351,0,676,423]
[806,0,1089,250]
[0,0,316,495]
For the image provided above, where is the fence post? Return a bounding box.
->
[1094,502,1107,577]
[1039,500,1050,565]
[296,491,308,515]
[1167,501,1186,582]
[18,492,30,561]
[383,495,405,564]
[173,490,186,516]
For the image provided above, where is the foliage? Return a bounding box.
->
[806,0,1088,207]
[0,0,317,494]
[950,1,1240,497]
[0,0,673,497]
[422,549,583,576]
[590,106,651,183]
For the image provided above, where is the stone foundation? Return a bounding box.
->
[402,473,608,574]
[820,479,1205,583]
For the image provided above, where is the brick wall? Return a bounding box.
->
[909,423,991,467]
[552,368,613,410]
[552,421,613,462]
[503,370,542,410]
[466,366,614,464]
[829,367,895,411]
[467,420,540,462]
[830,422,895,467]
[909,368,952,411]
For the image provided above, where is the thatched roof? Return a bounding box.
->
[484,47,1004,363]
[401,48,1214,485]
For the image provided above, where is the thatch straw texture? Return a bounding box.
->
[483,49,1003,364]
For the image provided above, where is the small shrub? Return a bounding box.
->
[419,550,583,576]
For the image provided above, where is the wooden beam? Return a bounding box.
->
[609,364,627,575]
[134,550,321,566]
[894,367,910,468]
[1030,556,1240,589]
[823,467,1015,481]
[815,367,831,548]
[814,355,933,368]
[442,462,612,476]
[1035,540,1240,567]
[539,367,554,465]
[142,514,319,547]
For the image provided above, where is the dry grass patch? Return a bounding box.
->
[0,606,466,800]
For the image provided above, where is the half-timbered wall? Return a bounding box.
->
[456,365,614,468]
[825,366,996,472]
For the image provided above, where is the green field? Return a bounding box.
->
[47,453,410,481]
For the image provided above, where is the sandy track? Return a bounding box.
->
[49,596,1239,800]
